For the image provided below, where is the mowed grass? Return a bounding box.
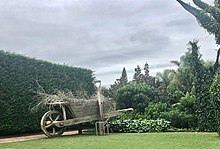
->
[1,133,220,149]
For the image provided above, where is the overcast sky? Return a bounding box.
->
[0,0,218,86]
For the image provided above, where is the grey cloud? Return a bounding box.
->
[68,30,171,68]
[97,63,175,77]
[166,18,193,27]
[96,68,134,76]
[0,0,218,86]
[150,63,174,69]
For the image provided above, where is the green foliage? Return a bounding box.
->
[144,94,197,129]
[156,69,184,104]
[133,62,156,86]
[109,119,171,133]
[108,67,129,98]
[210,67,220,135]
[144,102,170,120]
[176,0,220,129]
[160,108,196,129]
[177,0,220,44]
[177,92,196,114]
[120,67,128,85]
[156,69,176,88]
[0,51,95,135]
[109,41,219,132]
[187,41,217,131]
[133,65,143,83]
[115,82,158,113]
[101,87,111,98]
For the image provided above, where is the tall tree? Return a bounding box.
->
[120,67,128,85]
[187,41,216,131]
[144,62,150,77]
[133,65,143,83]
[143,61,156,86]
[176,0,220,44]
[108,67,128,98]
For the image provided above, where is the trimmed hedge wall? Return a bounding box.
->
[0,51,96,135]
[210,68,220,135]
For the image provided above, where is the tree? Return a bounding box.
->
[133,65,143,83]
[143,61,156,86]
[154,41,218,130]
[115,82,158,113]
[156,69,175,88]
[187,41,216,131]
[156,69,183,104]
[144,62,150,77]
[177,0,220,44]
[120,67,128,85]
[169,43,201,94]
[108,67,128,98]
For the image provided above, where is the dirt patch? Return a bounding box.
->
[0,131,78,143]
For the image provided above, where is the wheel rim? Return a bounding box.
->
[41,111,65,137]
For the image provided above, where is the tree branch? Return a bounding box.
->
[193,0,220,22]
[176,0,218,35]
[214,48,220,72]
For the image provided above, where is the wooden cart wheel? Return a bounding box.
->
[41,110,65,137]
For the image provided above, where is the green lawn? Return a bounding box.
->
[1,133,220,149]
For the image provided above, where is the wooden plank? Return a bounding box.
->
[53,107,133,127]
[54,114,99,127]
[68,98,116,118]
[104,108,134,118]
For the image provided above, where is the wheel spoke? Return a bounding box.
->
[52,127,56,135]
[49,115,53,122]
[45,123,53,128]
[55,115,60,121]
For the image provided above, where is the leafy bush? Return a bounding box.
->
[144,102,170,120]
[0,51,95,135]
[160,109,195,129]
[144,93,197,129]
[115,82,158,113]
[109,119,171,133]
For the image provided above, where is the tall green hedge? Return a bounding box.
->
[210,68,220,135]
[0,51,96,135]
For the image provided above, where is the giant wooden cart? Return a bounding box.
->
[40,81,132,137]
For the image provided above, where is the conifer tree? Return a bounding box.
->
[144,62,150,77]
[120,67,128,85]
[133,65,143,83]
[143,61,156,86]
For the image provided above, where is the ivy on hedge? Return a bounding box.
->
[0,51,95,135]
[188,41,216,131]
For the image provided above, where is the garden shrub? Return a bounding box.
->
[160,109,195,129]
[144,102,170,120]
[115,82,158,113]
[109,119,171,133]
[144,94,197,129]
